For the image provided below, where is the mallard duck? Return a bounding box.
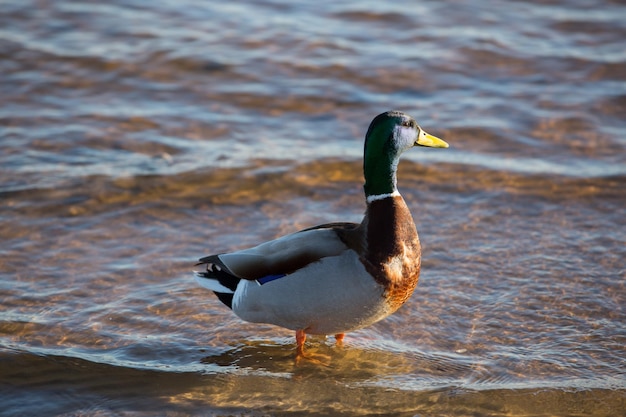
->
[195,110,448,363]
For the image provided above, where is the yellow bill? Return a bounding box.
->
[415,129,449,148]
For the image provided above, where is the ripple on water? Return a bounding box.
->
[1,0,625,415]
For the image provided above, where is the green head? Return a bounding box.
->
[363,110,449,199]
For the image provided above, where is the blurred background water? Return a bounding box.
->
[1,0,625,416]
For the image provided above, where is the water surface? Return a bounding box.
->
[1,0,625,415]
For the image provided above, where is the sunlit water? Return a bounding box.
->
[1,0,625,416]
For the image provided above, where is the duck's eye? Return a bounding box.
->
[402,120,414,128]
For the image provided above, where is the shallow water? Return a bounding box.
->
[1,0,625,415]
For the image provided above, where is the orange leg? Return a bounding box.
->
[335,333,345,347]
[295,329,307,358]
[294,329,330,366]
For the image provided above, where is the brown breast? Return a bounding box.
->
[338,195,421,311]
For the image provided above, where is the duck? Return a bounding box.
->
[194,110,448,363]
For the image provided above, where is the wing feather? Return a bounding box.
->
[213,225,358,280]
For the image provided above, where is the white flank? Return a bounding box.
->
[231,250,390,335]
[366,190,400,203]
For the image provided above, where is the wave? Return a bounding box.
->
[1,346,624,416]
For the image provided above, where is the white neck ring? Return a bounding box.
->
[366,190,401,203]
